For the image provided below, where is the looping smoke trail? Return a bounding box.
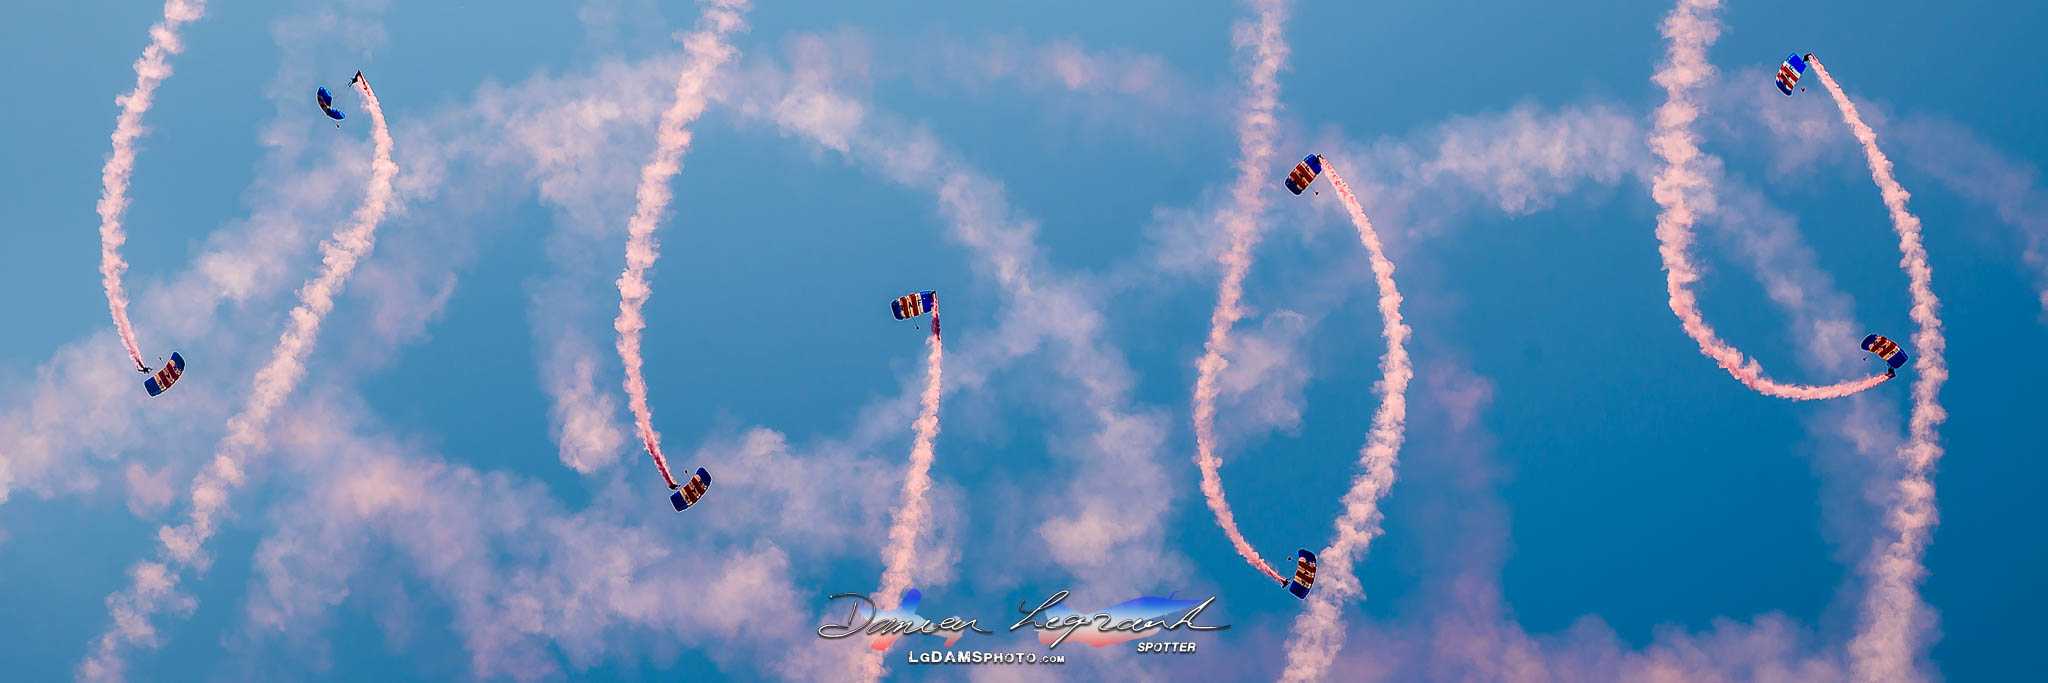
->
[1279,166,1412,682]
[1192,0,1293,586]
[81,75,397,683]
[1644,2,1947,676]
[611,0,749,487]
[96,0,209,372]
[1812,59,1950,683]
[1647,0,1890,400]
[856,316,945,683]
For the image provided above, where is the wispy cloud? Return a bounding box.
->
[239,398,821,681]
[1889,115,2048,320]
[499,54,690,474]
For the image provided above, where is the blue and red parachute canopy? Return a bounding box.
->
[143,352,186,397]
[317,87,346,120]
[892,291,936,320]
[1285,154,1324,195]
[1286,549,1318,599]
[670,467,712,512]
[1776,53,1810,96]
[1861,334,1910,370]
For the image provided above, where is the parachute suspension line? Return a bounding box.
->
[96,0,210,376]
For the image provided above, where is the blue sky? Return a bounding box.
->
[2,0,2045,680]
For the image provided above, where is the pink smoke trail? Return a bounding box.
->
[81,75,397,683]
[1812,60,1950,683]
[96,0,209,372]
[1191,0,1293,586]
[855,316,945,683]
[1279,166,1413,682]
[611,0,748,488]
[1647,0,1890,400]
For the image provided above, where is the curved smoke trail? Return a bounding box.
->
[1812,60,1950,683]
[1646,1,1947,676]
[857,317,945,683]
[612,0,748,487]
[1647,0,1890,400]
[82,75,397,683]
[96,0,209,372]
[1191,0,1294,586]
[1279,166,1413,681]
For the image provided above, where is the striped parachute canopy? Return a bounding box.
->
[1776,53,1811,96]
[317,87,346,120]
[1286,549,1318,599]
[892,290,936,320]
[1284,154,1324,195]
[1861,334,1910,370]
[670,467,712,512]
[143,352,186,397]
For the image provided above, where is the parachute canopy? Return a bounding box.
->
[1285,154,1324,195]
[1776,53,1811,96]
[143,352,186,397]
[892,291,936,320]
[1861,334,1910,370]
[670,467,712,512]
[317,87,346,120]
[1286,549,1318,599]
